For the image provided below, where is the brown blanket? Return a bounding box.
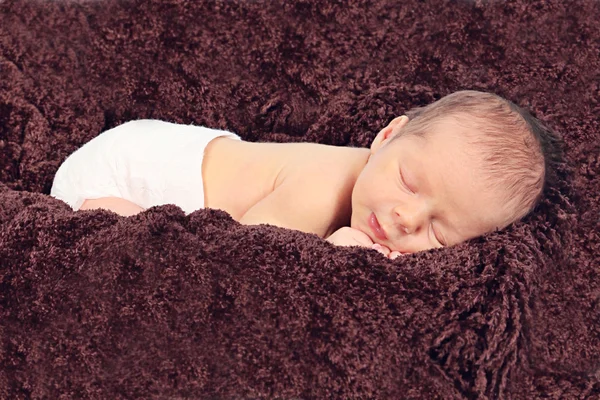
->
[1,0,598,398]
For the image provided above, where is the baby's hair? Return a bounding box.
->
[399,90,563,225]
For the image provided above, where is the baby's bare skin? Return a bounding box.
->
[202,137,368,237]
[80,197,144,216]
[81,115,515,258]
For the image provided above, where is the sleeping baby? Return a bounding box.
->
[50,90,560,259]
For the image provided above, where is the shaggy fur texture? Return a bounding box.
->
[1,0,598,398]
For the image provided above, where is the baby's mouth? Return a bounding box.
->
[368,212,388,241]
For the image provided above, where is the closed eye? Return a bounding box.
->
[399,169,414,193]
[430,224,446,247]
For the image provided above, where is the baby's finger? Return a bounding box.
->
[372,243,390,256]
[389,251,402,260]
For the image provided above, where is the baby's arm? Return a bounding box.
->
[239,184,328,236]
[238,175,339,236]
[238,179,398,258]
[79,197,145,217]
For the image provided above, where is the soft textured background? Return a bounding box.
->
[0,0,598,398]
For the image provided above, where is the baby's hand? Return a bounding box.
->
[326,227,402,259]
[326,227,374,248]
[371,244,403,260]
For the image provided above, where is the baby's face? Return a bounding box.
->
[351,116,514,254]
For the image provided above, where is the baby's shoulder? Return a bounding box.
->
[285,144,360,185]
[282,144,365,207]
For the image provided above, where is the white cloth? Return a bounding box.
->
[50,119,240,215]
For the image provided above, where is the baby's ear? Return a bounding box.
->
[371,116,409,153]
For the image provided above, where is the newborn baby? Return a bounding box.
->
[50,90,560,258]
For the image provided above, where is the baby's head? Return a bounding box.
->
[351,90,562,253]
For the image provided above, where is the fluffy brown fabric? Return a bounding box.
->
[1,0,598,398]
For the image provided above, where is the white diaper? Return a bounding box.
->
[50,119,240,215]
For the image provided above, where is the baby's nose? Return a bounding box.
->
[393,203,427,234]
[398,216,418,235]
